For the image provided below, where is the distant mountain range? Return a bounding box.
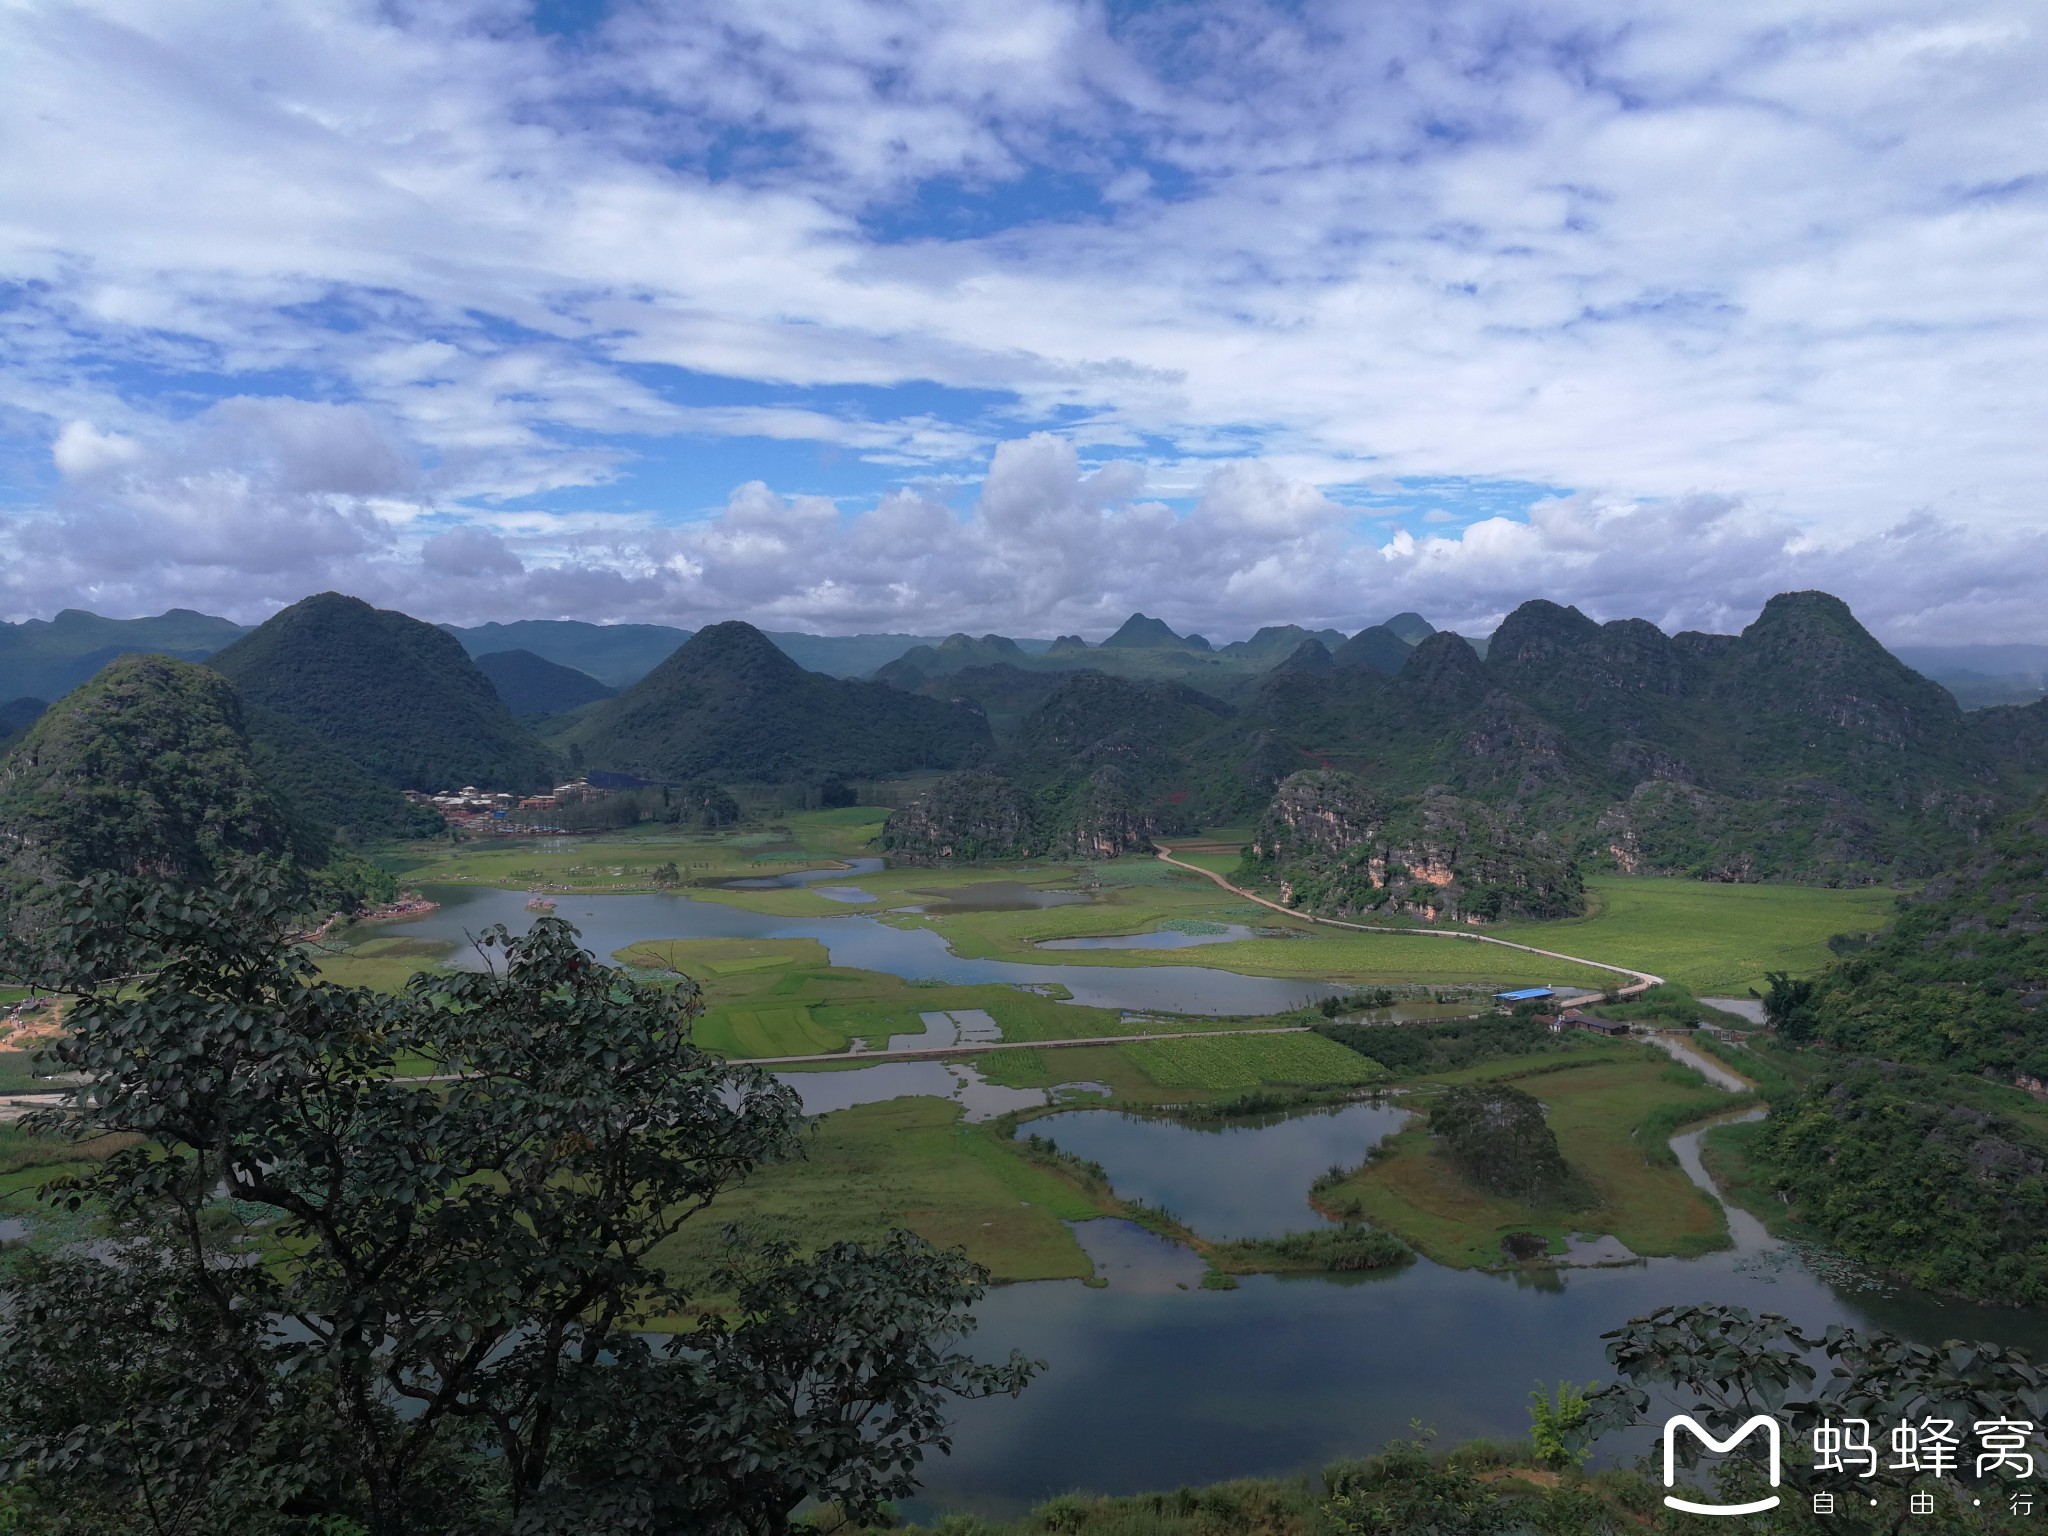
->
[4,589,2046,899]
[884,592,2048,885]
[5,605,2045,713]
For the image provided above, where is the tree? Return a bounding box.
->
[0,867,1033,1535]
[1757,970,1820,1042]
[1586,1304,2048,1514]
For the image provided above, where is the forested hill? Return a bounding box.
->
[561,620,992,785]
[902,591,2042,883]
[1739,789,2048,1305]
[209,593,554,792]
[1801,789,2048,1079]
[474,649,615,718]
[0,608,248,701]
[0,653,304,886]
[1238,769,1585,923]
[1227,592,2035,881]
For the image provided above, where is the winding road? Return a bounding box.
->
[0,852,1668,1117]
[1150,845,1663,1006]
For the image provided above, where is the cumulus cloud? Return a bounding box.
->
[14,426,2041,648]
[1,2,2045,639]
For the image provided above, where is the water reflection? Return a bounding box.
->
[381,886,1346,1016]
[1038,925,1257,950]
[772,1059,1081,1123]
[1021,1102,1411,1239]
[716,856,885,894]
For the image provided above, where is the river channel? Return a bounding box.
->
[375,886,2048,1519]
[385,884,1361,1014]
[908,1103,2048,1520]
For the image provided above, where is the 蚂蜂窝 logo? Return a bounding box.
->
[1663,1414,1783,1515]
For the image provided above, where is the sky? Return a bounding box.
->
[1,0,2045,643]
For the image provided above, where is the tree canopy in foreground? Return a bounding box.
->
[0,868,1032,1535]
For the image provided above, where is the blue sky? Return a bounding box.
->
[2,1,2046,642]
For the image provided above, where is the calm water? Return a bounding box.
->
[716,856,884,904]
[1019,1102,1411,1238]
[378,889,2048,1519]
[771,1059,1057,1121]
[906,1105,2048,1519]
[1039,924,1258,950]
[382,886,1344,1015]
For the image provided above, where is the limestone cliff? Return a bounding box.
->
[1239,769,1583,923]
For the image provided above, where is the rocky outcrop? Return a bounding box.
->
[1239,769,1584,923]
[879,772,1043,863]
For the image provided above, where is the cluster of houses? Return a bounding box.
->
[404,780,608,834]
[1493,987,1632,1038]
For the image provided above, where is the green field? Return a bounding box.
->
[1493,875,1899,994]
[1329,1046,1735,1267]
[650,1096,1104,1289]
[1116,1031,1385,1090]
[310,935,455,993]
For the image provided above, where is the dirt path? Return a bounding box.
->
[1151,846,1662,1005]
[1,855,1663,1118]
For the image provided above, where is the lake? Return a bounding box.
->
[380,885,1347,1015]
[897,1102,2048,1520]
[377,887,2048,1520]
[1017,1102,1412,1238]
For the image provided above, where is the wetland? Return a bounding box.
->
[311,818,2042,1518]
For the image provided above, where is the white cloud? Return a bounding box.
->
[15,426,2043,649]
[1,1,2045,637]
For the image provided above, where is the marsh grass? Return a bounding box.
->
[1329,1048,1732,1267]
[1493,875,1898,994]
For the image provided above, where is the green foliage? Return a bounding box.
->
[1749,1060,2048,1303]
[0,867,1032,1534]
[1526,1382,1596,1470]
[1322,1432,1516,1536]
[1588,1303,2048,1508]
[1240,771,1585,924]
[566,621,990,786]
[1760,970,1821,1042]
[1207,1225,1412,1274]
[240,703,445,841]
[881,771,1044,861]
[1316,1017,1563,1077]
[209,592,553,792]
[663,779,742,829]
[0,654,304,888]
[472,648,613,717]
[1804,793,2048,1078]
[1429,1084,1579,1205]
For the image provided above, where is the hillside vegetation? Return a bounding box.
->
[1727,790,2048,1304]
[474,648,615,718]
[210,592,553,792]
[0,654,302,886]
[563,620,991,785]
[899,591,2044,887]
[1802,790,2048,1079]
[0,654,397,915]
[1238,769,1585,922]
